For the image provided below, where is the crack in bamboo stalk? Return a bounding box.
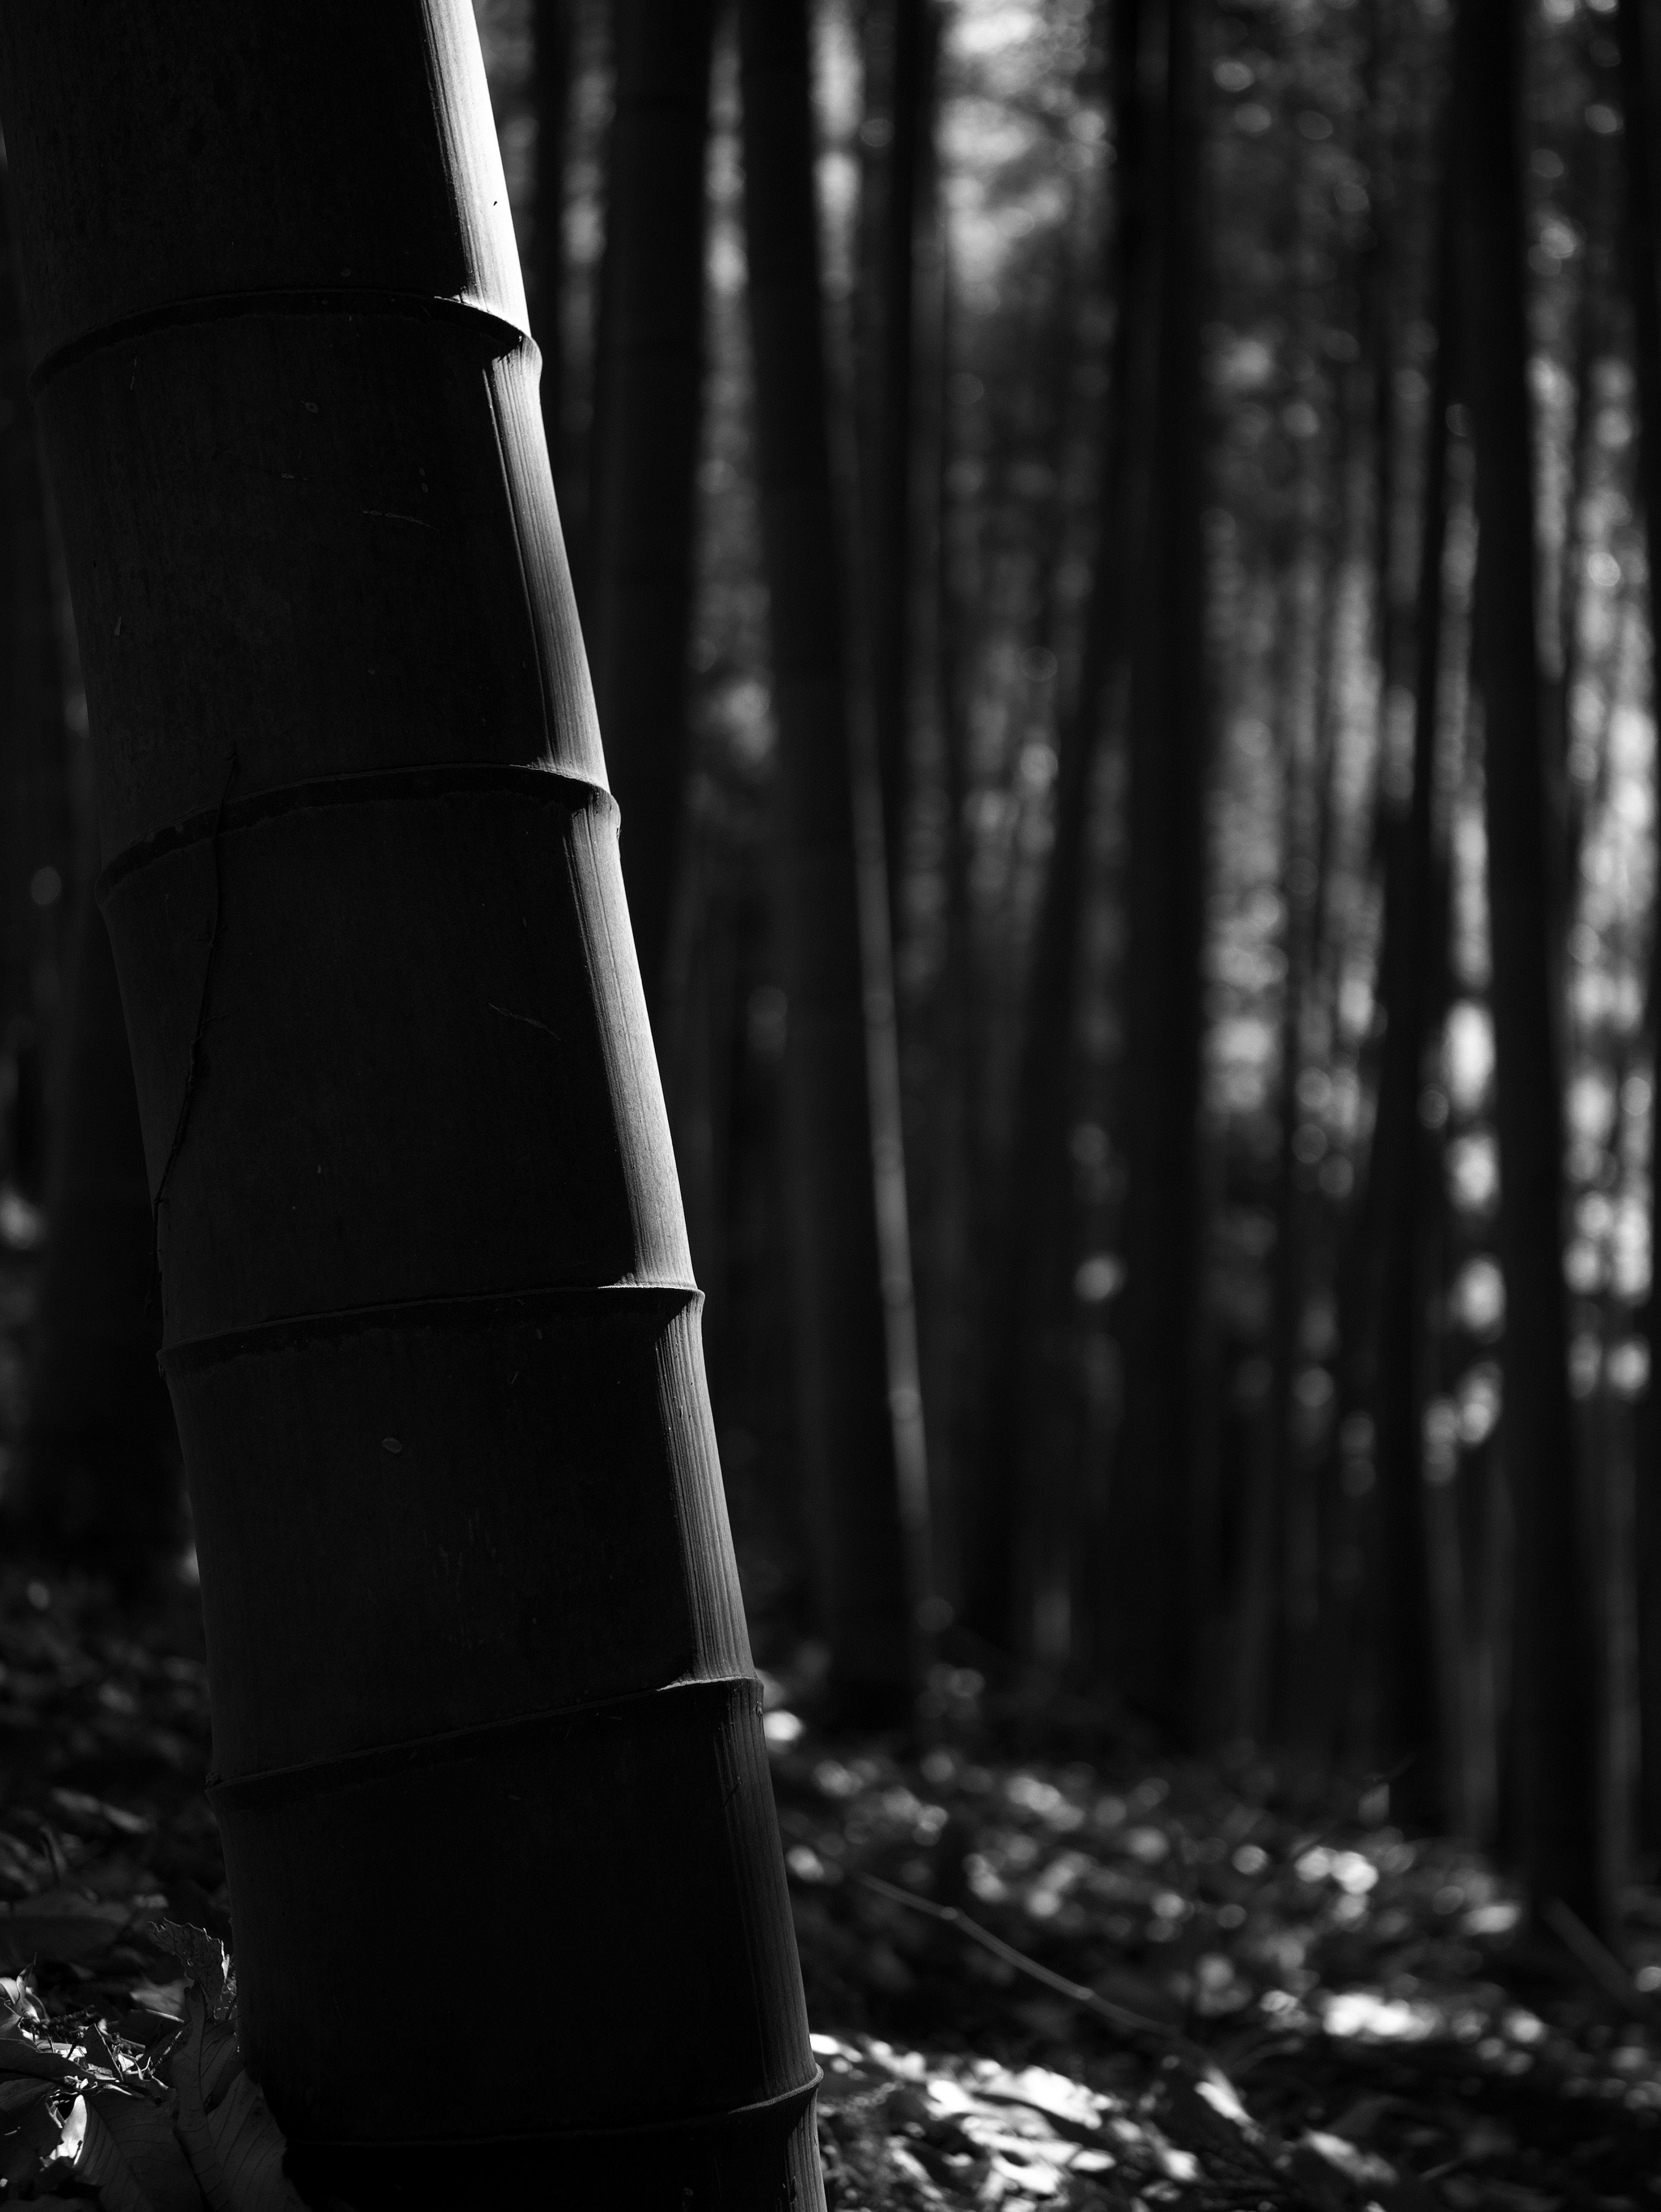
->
[148,747,238,1322]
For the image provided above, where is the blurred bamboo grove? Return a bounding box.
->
[5,0,1661,1941]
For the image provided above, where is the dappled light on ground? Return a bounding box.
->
[768,1664,1661,2208]
[0,1571,1655,2202]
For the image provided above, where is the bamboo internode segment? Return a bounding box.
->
[215,1674,800,2138]
[2,5,527,359]
[0,1,821,2199]
[97,773,686,1330]
[39,321,597,853]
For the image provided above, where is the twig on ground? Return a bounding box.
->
[856,1870,1175,2042]
[1542,1897,1654,2020]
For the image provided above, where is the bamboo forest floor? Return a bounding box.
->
[0,1574,1653,2206]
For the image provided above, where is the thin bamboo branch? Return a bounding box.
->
[855,1871,1174,2041]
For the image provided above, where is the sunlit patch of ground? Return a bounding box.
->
[766,1663,1661,2209]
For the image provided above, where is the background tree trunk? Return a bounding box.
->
[862,0,935,922]
[1615,0,1661,1868]
[0,174,71,1202]
[1,170,176,1584]
[19,895,182,1580]
[1456,0,1606,1935]
[532,0,574,527]
[0,4,823,2199]
[1103,0,1211,1745]
[1364,170,1456,1829]
[968,0,1149,1661]
[588,0,717,1015]
[739,0,917,1722]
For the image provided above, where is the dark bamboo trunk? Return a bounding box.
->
[588,0,716,1015]
[1259,766,1316,1741]
[1231,590,1298,1743]
[0,173,71,1199]
[967,0,1149,1657]
[1552,55,1610,910]
[738,0,915,1720]
[3,169,177,1584]
[1365,179,1456,1831]
[532,0,573,523]
[864,0,933,918]
[1273,405,1354,1750]
[1103,0,1210,1742]
[1456,0,1604,1933]
[1361,0,1398,718]
[925,322,979,1618]
[0,7,822,2201]
[911,76,976,1615]
[19,895,181,1579]
[1615,0,1661,1864]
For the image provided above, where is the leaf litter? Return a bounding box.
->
[766,1657,1661,2210]
[0,1567,1656,2203]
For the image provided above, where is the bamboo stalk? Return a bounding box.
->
[0,5,821,2201]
